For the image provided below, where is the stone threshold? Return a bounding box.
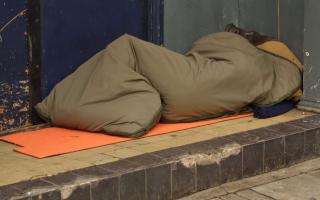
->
[1,114,320,200]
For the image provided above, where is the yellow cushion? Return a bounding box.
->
[257,41,303,100]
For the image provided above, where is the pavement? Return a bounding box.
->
[180,157,320,200]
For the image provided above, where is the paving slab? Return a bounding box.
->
[253,174,320,200]
[219,157,320,194]
[236,189,274,200]
[178,186,227,200]
[220,194,247,200]
[180,157,320,200]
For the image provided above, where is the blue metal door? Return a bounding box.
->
[40,0,163,96]
[0,0,163,133]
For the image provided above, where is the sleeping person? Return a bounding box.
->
[35,24,303,137]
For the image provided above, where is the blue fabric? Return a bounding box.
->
[252,100,297,119]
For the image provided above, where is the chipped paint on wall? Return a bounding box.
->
[1,0,32,133]
[0,80,31,132]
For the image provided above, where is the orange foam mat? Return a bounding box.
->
[0,114,252,158]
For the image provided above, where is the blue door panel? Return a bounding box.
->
[41,0,149,96]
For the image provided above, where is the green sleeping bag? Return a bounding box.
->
[35,32,301,137]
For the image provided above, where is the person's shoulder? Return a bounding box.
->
[257,41,303,71]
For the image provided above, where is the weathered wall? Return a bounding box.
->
[164,0,239,53]
[279,0,304,61]
[238,0,278,38]
[298,0,320,111]
[0,1,31,131]
[164,0,304,61]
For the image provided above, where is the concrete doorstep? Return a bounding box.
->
[1,111,320,200]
